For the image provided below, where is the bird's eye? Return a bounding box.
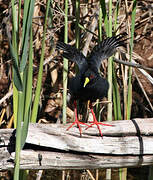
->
[90,75,94,79]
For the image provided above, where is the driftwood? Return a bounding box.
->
[0,118,153,170]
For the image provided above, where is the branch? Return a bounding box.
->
[0,118,153,170]
[113,57,153,72]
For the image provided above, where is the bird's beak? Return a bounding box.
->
[84,77,90,87]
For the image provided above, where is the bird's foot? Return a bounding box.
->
[87,102,113,136]
[66,120,90,136]
[86,121,112,136]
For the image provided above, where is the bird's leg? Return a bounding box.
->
[86,102,112,136]
[66,100,89,136]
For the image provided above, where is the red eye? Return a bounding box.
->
[90,75,94,79]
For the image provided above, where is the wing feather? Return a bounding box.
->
[56,42,88,73]
[88,33,127,70]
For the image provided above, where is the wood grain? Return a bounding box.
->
[0,118,153,170]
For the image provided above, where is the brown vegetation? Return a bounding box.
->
[0,0,153,179]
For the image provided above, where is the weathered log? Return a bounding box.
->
[0,118,153,170]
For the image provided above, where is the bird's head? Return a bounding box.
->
[83,70,96,87]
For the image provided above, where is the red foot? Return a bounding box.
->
[66,119,89,136]
[66,101,89,136]
[86,121,112,136]
[86,103,113,136]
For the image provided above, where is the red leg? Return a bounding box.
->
[86,102,112,136]
[66,101,89,136]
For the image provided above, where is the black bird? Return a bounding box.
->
[56,33,126,136]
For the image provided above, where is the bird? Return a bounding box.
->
[56,33,126,136]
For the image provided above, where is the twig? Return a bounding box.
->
[0,89,13,105]
[134,70,153,111]
[36,170,43,180]
[82,6,99,56]
[113,57,153,72]
[86,170,95,180]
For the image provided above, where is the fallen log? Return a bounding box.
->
[0,118,153,170]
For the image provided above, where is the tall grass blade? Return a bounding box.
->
[112,64,122,120]
[113,0,120,32]
[21,28,33,149]
[107,0,113,122]
[112,0,122,121]
[127,0,137,119]
[119,168,127,180]
[13,92,23,180]
[11,0,18,51]
[62,0,68,124]
[20,0,35,72]
[18,0,21,45]
[11,0,19,128]
[98,7,102,42]
[12,1,35,179]
[21,0,30,46]
[31,0,51,123]
[13,86,18,128]
[75,0,80,49]
[105,0,113,179]
[100,0,109,36]
[9,43,23,91]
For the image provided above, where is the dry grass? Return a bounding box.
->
[0,0,153,179]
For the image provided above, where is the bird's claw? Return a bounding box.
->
[66,120,90,136]
[85,121,113,136]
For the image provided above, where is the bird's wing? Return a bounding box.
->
[56,41,88,73]
[88,33,127,70]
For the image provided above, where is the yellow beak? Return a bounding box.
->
[84,77,90,87]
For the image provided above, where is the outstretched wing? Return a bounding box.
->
[88,33,127,71]
[56,41,88,73]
